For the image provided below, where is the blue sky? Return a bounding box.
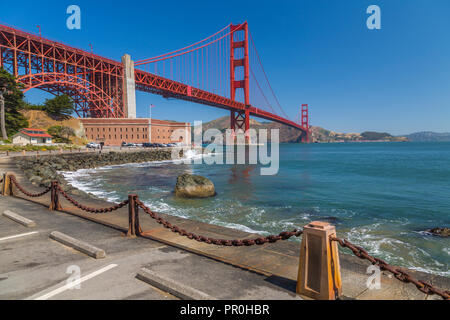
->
[2,0,449,134]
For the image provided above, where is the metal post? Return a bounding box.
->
[297,221,342,300]
[49,181,62,211]
[127,194,142,237]
[127,194,137,237]
[2,173,13,196]
[1,173,6,195]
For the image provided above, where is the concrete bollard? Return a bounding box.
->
[297,221,342,300]
[50,231,106,259]
[59,148,63,154]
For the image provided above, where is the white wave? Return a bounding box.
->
[208,218,270,235]
[60,170,122,203]
[345,225,450,277]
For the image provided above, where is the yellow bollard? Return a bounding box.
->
[297,221,342,300]
[2,173,13,196]
[1,173,5,195]
[22,150,26,156]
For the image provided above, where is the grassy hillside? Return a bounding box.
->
[20,110,88,145]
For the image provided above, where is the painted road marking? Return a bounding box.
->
[33,264,118,300]
[0,231,39,242]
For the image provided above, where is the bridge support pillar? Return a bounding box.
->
[122,54,137,119]
[301,104,310,143]
[229,22,251,144]
[230,109,250,143]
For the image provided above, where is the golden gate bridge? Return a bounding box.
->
[0,22,310,142]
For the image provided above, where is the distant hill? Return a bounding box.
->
[200,116,408,143]
[403,132,450,142]
[201,116,305,143]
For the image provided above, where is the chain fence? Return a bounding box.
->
[10,175,52,198]
[56,184,129,213]
[331,236,450,300]
[2,173,449,299]
[136,198,303,246]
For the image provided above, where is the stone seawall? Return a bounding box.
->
[15,150,177,195]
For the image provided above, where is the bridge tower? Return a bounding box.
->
[122,54,137,119]
[230,22,250,141]
[301,104,310,143]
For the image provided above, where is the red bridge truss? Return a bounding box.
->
[0,22,310,141]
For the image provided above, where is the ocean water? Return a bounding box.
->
[62,142,450,276]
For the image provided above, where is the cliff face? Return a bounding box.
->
[201,116,408,143]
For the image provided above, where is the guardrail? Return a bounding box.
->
[1,172,449,300]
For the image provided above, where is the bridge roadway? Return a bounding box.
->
[0,158,448,300]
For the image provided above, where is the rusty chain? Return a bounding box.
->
[6,174,448,299]
[331,236,450,300]
[136,199,303,246]
[56,185,129,213]
[10,175,52,198]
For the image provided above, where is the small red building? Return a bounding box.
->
[12,128,53,145]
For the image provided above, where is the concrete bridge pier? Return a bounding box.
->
[122,54,137,119]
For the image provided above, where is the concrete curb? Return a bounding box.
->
[49,231,106,259]
[136,268,217,300]
[3,210,36,228]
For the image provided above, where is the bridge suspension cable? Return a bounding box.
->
[248,31,290,120]
[134,23,295,122]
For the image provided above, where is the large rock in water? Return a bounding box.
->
[428,227,450,237]
[175,174,216,198]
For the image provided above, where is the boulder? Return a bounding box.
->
[428,227,450,237]
[174,174,216,198]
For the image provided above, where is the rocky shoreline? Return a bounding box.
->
[15,149,179,196]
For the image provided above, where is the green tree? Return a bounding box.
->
[48,125,75,144]
[361,131,392,141]
[0,68,28,138]
[60,126,75,140]
[22,101,44,111]
[43,94,74,120]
